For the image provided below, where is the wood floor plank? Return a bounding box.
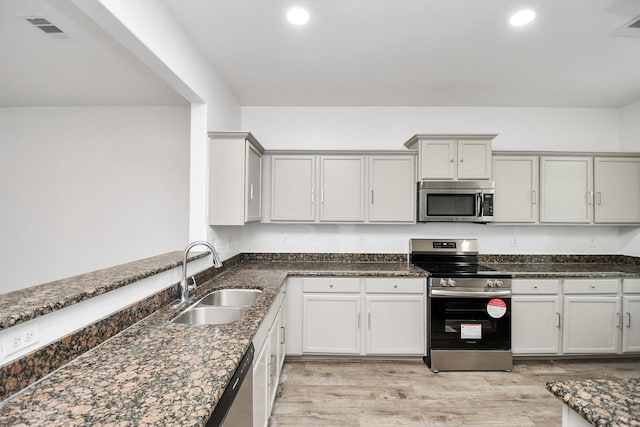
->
[270,358,640,426]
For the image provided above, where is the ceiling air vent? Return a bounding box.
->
[612,14,640,38]
[25,16,69,39]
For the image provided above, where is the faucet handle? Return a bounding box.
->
[188,276,197,291]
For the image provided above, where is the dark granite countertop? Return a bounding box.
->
[0,260,424,426]
[547,379,640,426]
[0,251,210,329]
[482,262,640,278]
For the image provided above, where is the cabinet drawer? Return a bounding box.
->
[512,279,561,295]
[563,279,620,294]
[623,279,640,294]
[365,278,425,294]
[302,277,361,293]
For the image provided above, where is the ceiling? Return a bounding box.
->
[0,0,186,107]
[1,0,640,108]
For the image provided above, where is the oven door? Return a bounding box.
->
[429,295,511,350]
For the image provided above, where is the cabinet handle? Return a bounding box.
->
[597,191,602,206]
[329,284,333,288]
[249,183,254,200]
[616,312,621,328]
[532,190,537,205]
[311,188,314,204]
[393,284,398,288]
[586,191,593,205]
[460,158,464,163]
[627,312,631,328]
[368,312,371,330]
[321,188,325,204]
[450,158,454,163]
[370,189,374,204]
[281,326,285,344]
[555,312,561,328]
[357,311,360,329]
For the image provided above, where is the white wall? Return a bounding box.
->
[72,0,243,252]
[0,106,190,293]
[620,101,640,152]
[242,106,621,151]
[240,106,637,256]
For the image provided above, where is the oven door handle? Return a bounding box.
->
[430,290,512,298]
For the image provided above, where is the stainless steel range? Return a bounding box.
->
[410,238,512,372]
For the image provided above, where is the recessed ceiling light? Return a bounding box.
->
[510,9,536,27]
[287,7,309,25]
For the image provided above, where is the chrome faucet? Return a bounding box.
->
[172,241,222,308]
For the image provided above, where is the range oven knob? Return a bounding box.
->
[486,279,495,288]
[495,280,503,288]
[439,278,447,287]
[447,279,457,287]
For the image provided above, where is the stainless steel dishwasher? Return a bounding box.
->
[207,343,254,427]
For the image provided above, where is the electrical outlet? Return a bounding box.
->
[3,323,39,357]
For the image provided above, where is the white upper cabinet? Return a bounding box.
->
[270,155,316,222]
[493,156,539,223]
[267,153,416,223]
[405,134,495,181]
[594,157,640,224]
[319,156,365,222]
[209,132,264,225]
[419,140,457,180]
[457,141,492,180]
[246,144,262,222]
[540,156,594,223]
[368,156,416,223]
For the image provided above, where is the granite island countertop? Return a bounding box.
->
[547,378,640,426]
[0,260,424,426]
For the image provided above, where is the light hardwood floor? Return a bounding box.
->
[269,358,640,426]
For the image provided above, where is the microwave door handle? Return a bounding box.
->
[477,193,483,218]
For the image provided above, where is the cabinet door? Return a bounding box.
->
[493,156,539,223]
[365,295,425,355]
[302,294,361,354]
[419,140,456,180]
[253,340,269,427]
[622,295,640,353]
[512,295,561,354]
[595,157,640,224]
[562,296,620,354]
[245,143,262,222]
[457,141,492,180]
[271,156,316,221]
[368,156,416,223]
[319,156,365,222]
[277,303,286,369]
[268,311,280,409]
[540,157,593,223]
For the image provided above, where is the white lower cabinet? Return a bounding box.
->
[303,294,361,354]
[562,295,620,354]
[622,279,640,353]
[298,277,425,356]
[365,295,425,355]
[253,287,286,427]
[512,278,640,357]
[512,280,562,355]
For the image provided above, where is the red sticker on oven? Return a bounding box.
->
[487,298,507,318]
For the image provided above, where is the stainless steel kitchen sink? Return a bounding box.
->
[195,288,262,308]
[171,306,246,325]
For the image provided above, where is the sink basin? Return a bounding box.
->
[196,288,262,308]
[171,306,246,325]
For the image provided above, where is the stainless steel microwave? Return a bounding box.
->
[417,181,495,223]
